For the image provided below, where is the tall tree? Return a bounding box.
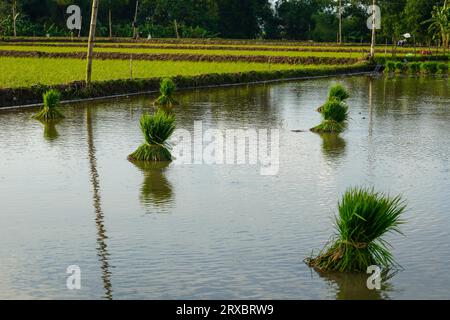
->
[402,0,442,43]
[276,0,324,40]
[378,0,406,44]
[217,0,272,38]
[103,0,129,38]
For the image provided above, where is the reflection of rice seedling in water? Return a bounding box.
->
[306,187,406,272]
[131,161,173,208]
[317,270,394,300]
[128,109,176,162]
[321,133,346,158]
[33,90,65,121]
[154,78,179,107]
[42,120,60,140]
[312,99,349,134]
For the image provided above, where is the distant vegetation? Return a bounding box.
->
[0,0,448,46]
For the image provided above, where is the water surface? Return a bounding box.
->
[0,75,449,299]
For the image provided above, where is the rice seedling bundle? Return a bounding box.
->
[310,120,346,134]
[32,89,65,121]
[306,187,406,272]
[384,61,396,73]
[322,99,349,122]
[408,62,421,74]
[394,62,407,74]
[312,98,349,134]
[328,84,350,102]
[437,63,449,74]
[128,109,176,162]
[154,78,179,107]
[421,62,438,74]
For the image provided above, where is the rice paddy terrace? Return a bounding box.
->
[0,37,446,91]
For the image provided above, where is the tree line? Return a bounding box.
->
[0,0,448,46]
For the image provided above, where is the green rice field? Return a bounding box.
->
[1,39,446,90]
[0,57,356,88]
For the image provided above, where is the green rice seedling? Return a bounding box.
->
[384,61,396,74]
[306,187,406,272]
[32,90,65,121]
[154,78,179,107]
[421,62,438,74]
[313,98,349,133]
[317,84,349,112]
[394,62,407,74]
[128,109,176,162]
[328,84,350,102]
[437,63,449,74]
[0,56,366,89]
[310,120,346,134]
[322,98,349,123]
[408,62,421,75]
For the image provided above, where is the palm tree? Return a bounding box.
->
[425,0,450,54]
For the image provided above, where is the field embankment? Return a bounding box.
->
[0,63,374,108]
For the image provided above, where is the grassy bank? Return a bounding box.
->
[0,63,374,108]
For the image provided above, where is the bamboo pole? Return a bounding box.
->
[370,0,376,58]
[86,0,100,86]
[109,9,112,39]
[133,0,139,39]
[12,0,17,38]
[338,0,343,44]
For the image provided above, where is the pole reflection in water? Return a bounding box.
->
[86,107,113,300]
[367,77,376,182]
[130,161,174,211]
